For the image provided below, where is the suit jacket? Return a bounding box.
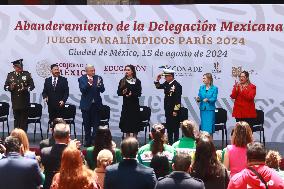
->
[0,152,42,189]
[4,71,35,110]
[230,83,256,118]
[104,159,157,189]
[154,80,182,117]
[42,76,69,109]
[39,137,56,150]
[156,171,204,189]
[78,74,105,111]
[41,143,67,189]
[198,85,218,111]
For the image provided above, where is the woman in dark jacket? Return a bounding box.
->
[117,65,142,138]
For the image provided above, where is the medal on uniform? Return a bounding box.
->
[169,85,175,96]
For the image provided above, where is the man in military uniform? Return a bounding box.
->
[154,69,182,145]
[4,59,35,132]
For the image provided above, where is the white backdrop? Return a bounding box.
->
[0,5,284,142]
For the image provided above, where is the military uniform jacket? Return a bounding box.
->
[155,80,182,117]
[4,71,35,110]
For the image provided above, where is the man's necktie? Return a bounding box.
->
[53,77,56,90]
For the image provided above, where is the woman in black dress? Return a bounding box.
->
[117,65,142,138]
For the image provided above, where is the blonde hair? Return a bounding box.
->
[203,73,213,86]
[266,150,282,169]
[97,149,113,168]
[181,120,197,139]
[10,128,29,153]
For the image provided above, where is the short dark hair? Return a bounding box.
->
[247,142,266,162]
[5,136,21,153]
[50,64,58,70]
[120,137,139,159]
[150,155,170,178]
[173,153,192,172]
[53,123,70,140]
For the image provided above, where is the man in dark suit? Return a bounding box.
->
[42,64,69,122]
[41,123,70,189]
[78,64,105,147]
[156,153,204,189]
[4,59,35,132]
[0,136,42,189]
[104,137,157,189]
[155,69,182,145]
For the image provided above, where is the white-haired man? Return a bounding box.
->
[78,64,105,147]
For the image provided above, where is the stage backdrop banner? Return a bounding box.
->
[0,5,284,142]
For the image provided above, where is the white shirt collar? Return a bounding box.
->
[87,75,93,79]
[52,76,58,81]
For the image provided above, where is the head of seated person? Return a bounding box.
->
[172,153,192,173]
[265,150,282,170]
[150,154,170,178]
[181,120,197,139]
[121,137,139,159]
[50,118,66,134]
[4,136,22,154]
[150,124,167,155]
[10,128,31,156]
[53,123,70,145]
[232,121,253,147]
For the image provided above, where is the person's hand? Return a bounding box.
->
[59,101,64,107]
[196,97,200,102]
[203,98,209,102]
[10,83,15,90]
[44,97,48,103]
[69,139,81,149]
[173,112,177,117]
[122,88,128,95]
[156,74,162,81]
[235,80,239,91]
[0,144,6,154]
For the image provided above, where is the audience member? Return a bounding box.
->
[192,134,229,189]
[85,126,122,170]
[41,123,70,189]
[223,121,253,177]
[10,128,36,159]
[104,137,157,189]
[172,120,197,155]
[265,150,284,179]
[150,154,170,179]
[156,153,205,189]
[94,149,113,189]
[137,124,175,167]
[0,136,42,189]
[40,118,66,150]
[50,144,99,189]
[228,142,284,189]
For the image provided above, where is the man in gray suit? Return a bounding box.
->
[0,136,42,189]
[155,153,205,189]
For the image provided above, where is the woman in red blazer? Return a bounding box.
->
[230,71,256,127]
